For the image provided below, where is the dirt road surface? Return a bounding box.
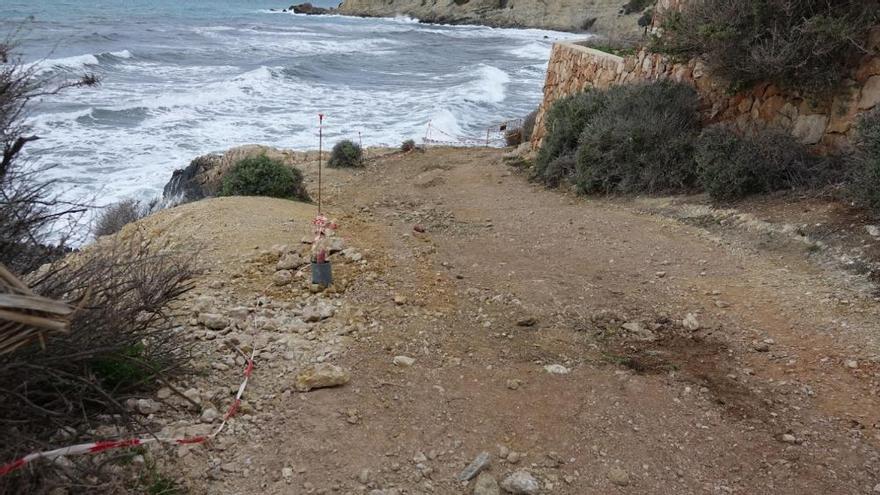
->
[155,147,880,494]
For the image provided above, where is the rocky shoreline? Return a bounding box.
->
[273,1,645,36]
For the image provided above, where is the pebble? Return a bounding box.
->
[273,270,294,286]
[393,355,416,367]
[294,363,351,392]
[393,295,407,305]
[156,387,172,400]
[781,433,797,443]
[866,225,880,237]
[516,317,537,327]
[500,470,539,495]
[457,451,491,481]
[845,359,858,369]
[873,482,880,493]
[607,467,630,486]
[277,253,307,271]
[507,452,521,464]
[302,302,335,322]
[473,472,500,495]
[544,364,570,375]
[753,341,771,352]
[506,379,521,390]
[199,313,229,330]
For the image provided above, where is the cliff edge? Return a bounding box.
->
[337,0,645,35]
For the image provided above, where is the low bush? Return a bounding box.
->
[328,139,364,168]
[220,154,310,201]
[505,129,523,147]
[401,139,417,152]
[848,110,880,213]
[652,0,880,94]
[574,81,701,194]
[695,126,827,201]
[622,0,654,14]
[94,198,154,237]
[533,91,607,187]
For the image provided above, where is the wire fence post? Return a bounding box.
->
[317,113,324,214]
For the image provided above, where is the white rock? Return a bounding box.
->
[136,398,160,415]
[607,467,630,486]
[544,364,570,375]
[845,359,858,369]
[473,472,500,495]
[156,387,172,400]
[393,355,416,367]
[682,313,700,331]
[200,407,219,423]
[866,225,880,237]
[500,470,540,495]
[781,433,797,443]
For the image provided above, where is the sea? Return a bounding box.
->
[0,0,579,208]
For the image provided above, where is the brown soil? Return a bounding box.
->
[150,147,880,494]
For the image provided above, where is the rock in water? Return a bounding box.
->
[473,472,500,495]
[457,451,491,481]
[500,470,539,495]
[295,364,350,392]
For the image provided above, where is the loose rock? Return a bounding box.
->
[607,467,630,486]
[473,472,500,495]
[682,313,700,331]
[302,302,335,322]
[277,252,306,271]
[500,470,540,495]
[273,270,294,286]
[295,363,350,392]
[199,313,228,330]
[457,451,491,481]
[393,355,416,367]
[544,364,570,375]
[516,317,537,327]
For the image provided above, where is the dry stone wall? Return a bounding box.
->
[531,33,880,152]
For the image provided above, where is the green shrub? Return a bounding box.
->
[652,0,879,94]
[849,110,880,213]
[401,139,417,152]
[574,81,701,194]
[533,91,607,187]
[695,126,824,201]
[220,154,309,201]
[328,139,364,168]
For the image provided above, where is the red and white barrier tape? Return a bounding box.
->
[0,346,256,477]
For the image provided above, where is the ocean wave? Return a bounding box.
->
[34,49,133,73]
[511,41,552,59]
[467,65,510,104]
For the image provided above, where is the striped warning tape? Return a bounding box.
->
[0,345,256,477]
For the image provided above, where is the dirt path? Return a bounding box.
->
[168,147,880,494]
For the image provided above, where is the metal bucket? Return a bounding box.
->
[311,261,332,287]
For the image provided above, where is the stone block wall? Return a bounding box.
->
[531,34,880,152]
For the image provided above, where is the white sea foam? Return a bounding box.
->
[34,50,133,73]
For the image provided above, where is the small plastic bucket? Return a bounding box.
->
[311,261,332,287]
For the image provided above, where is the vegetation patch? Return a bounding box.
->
[652,0,880,94]
[94,198,155,237]
[574,81,701,195]
[220,154,310,201]
[328,139,364,168]
[695,126,830,201]
[848,109,880,213]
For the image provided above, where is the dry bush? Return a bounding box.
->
[0,234,196,493]
[849,109,880,213]
[652,0,880,94]
[93,199,155,238]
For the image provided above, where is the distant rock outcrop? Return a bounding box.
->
[289,3,334,15]
[337,0,645,36]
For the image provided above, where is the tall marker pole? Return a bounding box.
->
[318,113,324,214]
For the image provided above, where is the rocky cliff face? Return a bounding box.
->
[337,0,644,36]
